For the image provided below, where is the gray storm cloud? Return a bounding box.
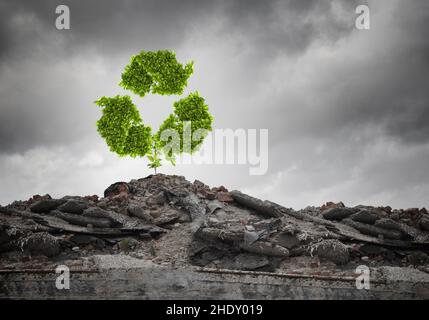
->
[0,0,428,210]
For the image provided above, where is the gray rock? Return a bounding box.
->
[419,216,429,231]
[311,239,349,265]
[147,191,167,206]
[206,200,224,214]
[82,207,123,227]
[69,234,105,248]
[58,199,89,214]
[22,232,61,257]
[193,180,210,191]
[118,238,139,251]
[243,230,267,245]
[359,244,388,256]
[374,218,403,232]
[275,233,301,249]
[127,204,153,222]
[240,242,289,257]
[233,254,270,271]
[153,209,180,226]
[0,225,9,245]
[350,210,380,224]
[189,245,226,266]
[407,251,428,265]
[322,208,355,221]
[51,210,113,228]
[104,182,132,198]
[342,219,402,240]
[230,190,284,218]
[29,199,65,213]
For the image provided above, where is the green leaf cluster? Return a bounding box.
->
[157,92,213,156]
[95,95,152,157]
[120,50,193,97]
[94,50,214,172]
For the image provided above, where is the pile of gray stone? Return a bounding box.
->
[0,174,428,273]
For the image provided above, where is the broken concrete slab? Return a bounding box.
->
[310,239,349,265]
[350,210,380,224]
[58,199,90,214]
[322,208,356,221]
[29,199,65,213]
[342,218,403,240]
[51,210,114,228]
[21,232,61,257]
[230,190,286,218]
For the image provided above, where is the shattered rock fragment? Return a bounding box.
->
[374,218,404,232]
[240,242,289,257]
[342,219,402,240]
[58,199,90,214]
[147,191,167,206]
[217,192,234,203]
[0,226,9,245]
[69,234,105,248]
[127,204,153,222]
[419,216,429,231]
[29,199,65,213]
[320,201,345,211]
[197,227,244,243]
[21,232,61,257]
[350,210,380,224]
[51,210,114,228]
[310,239,349,265]
[407,251,428,266]
[359,244,389,256]
[230,190,283,218]
[274,232,301,250]
[322,208,355,221]
[244,229,268,245]
[82,207,123,227]
[104,182,132,198]
[153,209,180,226]
[233,253,270,271]
[193,180,210,192]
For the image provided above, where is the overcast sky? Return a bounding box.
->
[1,0,429,209]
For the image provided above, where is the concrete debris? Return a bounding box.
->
[310,239,349,265]
[419,216,429,232]
[350,209,380,224]
[230,190,284,218]
[322,207,356,220]
[127,204,153,222]
[57,199,90,214]
[320,201,345,211]
[29,199,65,213]
[21,232,61,257]
[51,210,114,228]
[0,174,429,284]
[342,218,403,240]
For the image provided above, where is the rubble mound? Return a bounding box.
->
[1,175,429,275]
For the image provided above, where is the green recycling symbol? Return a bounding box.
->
[94,50,214,172]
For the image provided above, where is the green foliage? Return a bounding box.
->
[95,50,214,173]
[157,92,213,158]
[120,50,193,97]
[147,140,162,173]
[95,95,152,157]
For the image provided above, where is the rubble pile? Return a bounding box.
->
[0,174,428,275]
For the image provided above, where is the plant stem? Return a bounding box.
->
[153,143,158,175]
